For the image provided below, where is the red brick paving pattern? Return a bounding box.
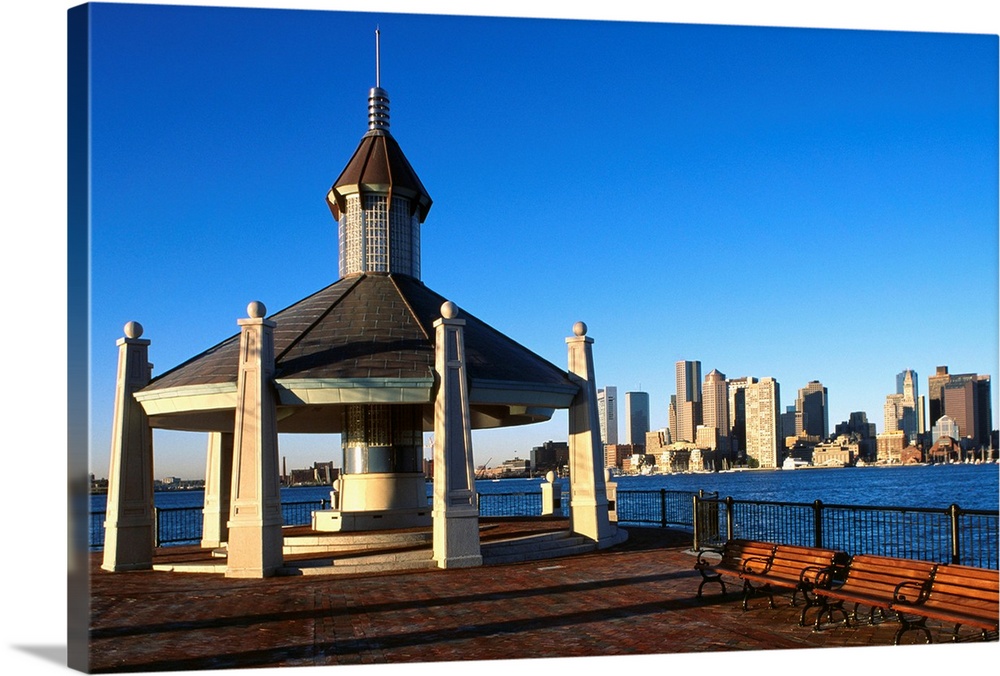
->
[87,523,995,673]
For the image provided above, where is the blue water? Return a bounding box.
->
[89,463,999,513]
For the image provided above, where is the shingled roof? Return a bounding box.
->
[136,273,578,432]
[326,129,432,222]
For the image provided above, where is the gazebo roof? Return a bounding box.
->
[134,273,578,433]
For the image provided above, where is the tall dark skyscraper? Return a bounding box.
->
[675,360,702,443]
[928,366,992,448]
[796,380,829,440]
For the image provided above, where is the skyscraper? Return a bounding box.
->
[727,376,757,460]
[927,366,992,448]
[597,386,618,446]
[674,360,702,443]
[796,380,828,440]
[625,391,650,447]
[701,369,729,450]
[746,377,781,468]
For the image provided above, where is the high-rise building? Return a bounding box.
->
[897,369,919,401]
[674,360,702,443]
[745,377,781,468]
[701,369,729,444]
[796,380,828,440]
[927,366,992,448]
[727,376,757,460]
[597,386,618,446]
[625,391,651,446]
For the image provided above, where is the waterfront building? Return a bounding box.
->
[604,444,640,471]
[796,380,829,440]
[876,430,907,464]
[834,411,877,461]
[745,377,781,469]
[530,440,569,473]
[674,360,702,443]
[932,415,961,445]
[812,435,860,467]
[625,391,651,446]
[928,367,993,448]
[597,386,618,446]
[657,444,694,473]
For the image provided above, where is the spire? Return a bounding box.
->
[368,27,390,132]
[327,27,432,279]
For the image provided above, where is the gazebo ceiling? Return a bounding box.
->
[134,273,578,433]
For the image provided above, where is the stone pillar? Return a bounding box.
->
[566,322,616,547]
[102,321,155,572]
[431,301,482,568]
[201,431,233,548]
[226,301,284,578]
[540,470,563,516]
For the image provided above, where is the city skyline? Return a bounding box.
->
[70,4,999,480]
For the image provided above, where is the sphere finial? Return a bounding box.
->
[247,301,267,319]
[440,301,458,319]
[573,321,587,337]
[123,321,143,339]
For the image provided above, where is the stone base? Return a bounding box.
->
[312,507,432,532]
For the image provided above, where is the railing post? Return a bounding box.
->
[725,496,735,541]
[949,503,961,564]
[660,489,667,528]
[813,499,824,548]
[153,507,161,548]
[692,494,701,550]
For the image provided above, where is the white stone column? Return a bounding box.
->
[566,322,615,547]
[431,301,482,568]
[102,322,155,572]
[201,431,233,548]
[226,301,284,578]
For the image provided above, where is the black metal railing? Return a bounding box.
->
[477,492,543,517]
[90,492,999,570]
[692,494,999,569]
[91,499,332,549]
[614,489,701,528]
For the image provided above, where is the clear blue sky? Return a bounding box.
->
[81,3,998,479]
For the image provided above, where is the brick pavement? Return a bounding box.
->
[86,522,996,673]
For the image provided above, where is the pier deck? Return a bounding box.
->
[85,520,997,674]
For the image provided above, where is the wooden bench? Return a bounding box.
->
[740,543,847,625]
[695,539,846,624]
[812,554,937,631]
[890,563,999,644]
[694,539,775,601]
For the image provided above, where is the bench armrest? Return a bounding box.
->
[694,549,722,569]
[742,555,772,575]
[799,564,836,589]
[893,579,931,605]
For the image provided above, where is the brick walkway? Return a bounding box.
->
[87,522,995,673]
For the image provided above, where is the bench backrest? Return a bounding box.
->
[841,554,937,599]
[769,544,848,579]
[923,564,1000,614]
[720,539,775,570]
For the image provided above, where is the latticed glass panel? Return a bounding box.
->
[338,193,419,277]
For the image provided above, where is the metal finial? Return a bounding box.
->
[368,27,390,131]
[375,26,381,88]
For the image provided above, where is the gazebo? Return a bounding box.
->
[100,46,617,578]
